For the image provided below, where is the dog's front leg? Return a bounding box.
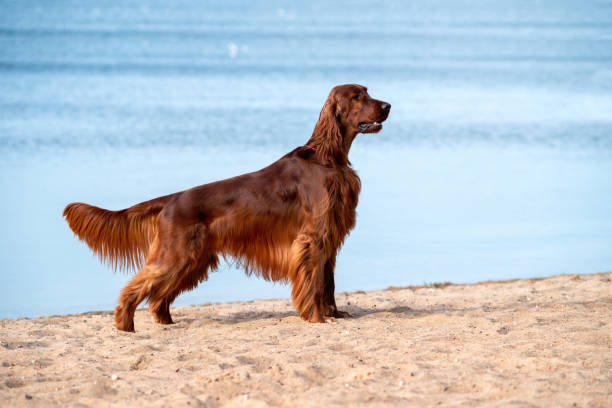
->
[289,233,329,323]
[322,253,351,319]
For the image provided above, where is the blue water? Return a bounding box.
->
[1,0,612,318]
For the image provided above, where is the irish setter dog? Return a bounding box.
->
[63,84,390,332]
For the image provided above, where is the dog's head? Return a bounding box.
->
[323,84,391,135]
[308,84,390,165]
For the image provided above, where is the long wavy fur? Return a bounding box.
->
[62,197,170,272]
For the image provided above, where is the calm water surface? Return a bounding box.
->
[1,0,611,318]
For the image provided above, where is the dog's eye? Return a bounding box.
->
[352,94,360,101]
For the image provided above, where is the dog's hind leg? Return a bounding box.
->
[148,253,219,325]
[149,296,173,325]
[114,258,208,331]
[114,263,163,332]
[113,232,182,332]
[114,222,216,331]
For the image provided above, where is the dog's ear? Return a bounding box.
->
[332,92,349,124]
[308,91,346,164]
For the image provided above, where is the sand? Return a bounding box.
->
[1,273,611,407]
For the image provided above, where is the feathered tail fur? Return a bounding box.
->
[63,194,175,272]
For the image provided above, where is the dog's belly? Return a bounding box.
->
[208,209,300,282]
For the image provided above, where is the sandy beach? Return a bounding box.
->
[1,272,610,407]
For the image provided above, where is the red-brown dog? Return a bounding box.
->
[64,84,390,332]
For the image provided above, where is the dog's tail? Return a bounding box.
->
[63,194,176,272]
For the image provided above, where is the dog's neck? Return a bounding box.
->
[305,121,356,167]
[342,131,358,156]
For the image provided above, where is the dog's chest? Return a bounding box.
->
[326,168,361,240]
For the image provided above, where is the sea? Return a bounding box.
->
[1,0,611,318]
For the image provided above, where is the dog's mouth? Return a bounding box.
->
[358,122,383,133]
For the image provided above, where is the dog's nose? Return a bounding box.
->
[381,103,391,113]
